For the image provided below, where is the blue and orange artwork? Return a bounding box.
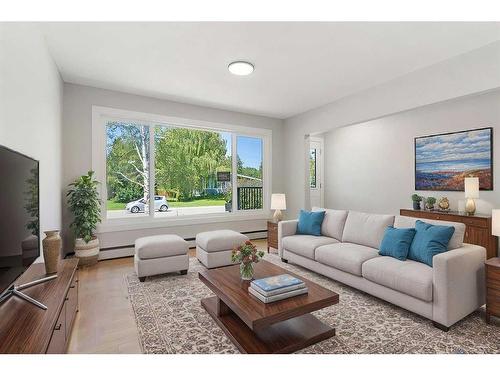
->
[415,128,492,191]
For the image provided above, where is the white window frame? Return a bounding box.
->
[92,106,272,233]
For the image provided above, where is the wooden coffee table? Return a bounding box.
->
[198,260,339,354]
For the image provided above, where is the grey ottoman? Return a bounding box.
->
[134,234,189,281]
[196,230,249,268]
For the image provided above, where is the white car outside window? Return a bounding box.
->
[126,196,169,213]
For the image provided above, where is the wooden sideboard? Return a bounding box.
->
[400,209,497,259]
[0,258,79,353]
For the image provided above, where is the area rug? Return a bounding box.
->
[126,254,500,354]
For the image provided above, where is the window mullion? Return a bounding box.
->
[263,136,268,211]
[148,124,155,218]
[100,115,108,220]
[232,133,238,213]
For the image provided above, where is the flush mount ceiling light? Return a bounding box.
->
[228,61,254,76]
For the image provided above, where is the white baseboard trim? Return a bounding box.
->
[98,246,135,260]
[97,231,268,261]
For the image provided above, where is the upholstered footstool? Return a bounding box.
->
[196,230,249,268]
[134,234,189,281]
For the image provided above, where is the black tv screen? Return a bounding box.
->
[0,146,39,294]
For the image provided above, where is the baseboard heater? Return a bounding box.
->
[93,229,268,261]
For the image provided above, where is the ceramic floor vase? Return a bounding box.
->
[42,230,61,274]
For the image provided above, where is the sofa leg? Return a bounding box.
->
[139,277,146,282]
[433,321,450,332]
[281,258,288,263]
[180,269,188,275]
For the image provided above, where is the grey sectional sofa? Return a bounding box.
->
[278,208,487,330]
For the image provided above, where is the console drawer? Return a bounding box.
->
[65,276,78,339]
[46,303,66,354]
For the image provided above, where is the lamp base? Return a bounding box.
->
[465,198,476,216]
[273,209,283,223]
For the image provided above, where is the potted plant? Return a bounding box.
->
[231,240,265,280]
[411,194,423,210]
[425,196,436,211]
[67,171,102,266]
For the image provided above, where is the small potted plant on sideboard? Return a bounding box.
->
[425,196,436,211]
[67,171,102,266]
[411,194,423,210]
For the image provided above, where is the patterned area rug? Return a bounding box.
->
[126,254,500,354]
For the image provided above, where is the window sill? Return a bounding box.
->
[97,210,272,233]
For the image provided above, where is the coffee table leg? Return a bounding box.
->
[216,297,231,317]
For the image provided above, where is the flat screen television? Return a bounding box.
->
[0,145,39,294]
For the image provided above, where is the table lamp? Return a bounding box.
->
[464,177,479,216]
[271,193,286,222]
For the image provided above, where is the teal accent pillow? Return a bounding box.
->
[379,226,416,261]
[296,210,325,236]
[408,220,455,267]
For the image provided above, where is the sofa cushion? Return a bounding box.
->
[408,220,455,267]
[296,210,326,236]
[362,256,433,301]
[315,243,379,276]
[342,211,395,249]
[196,230,249,252]
[135,234,188,260]
[379,226,416,261]
[282,235,338,259]
[394,215,465,250]
[312,207,349,241]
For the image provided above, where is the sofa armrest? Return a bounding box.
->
[278,220,298,257]
[432,243,486,327]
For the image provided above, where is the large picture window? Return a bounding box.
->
[95,106,271,224]
[154,126,232,217]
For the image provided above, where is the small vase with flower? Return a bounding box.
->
[231,240,265,280]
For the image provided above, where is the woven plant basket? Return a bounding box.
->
[75,237,99,266]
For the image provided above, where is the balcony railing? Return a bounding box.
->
[237,186,263,210]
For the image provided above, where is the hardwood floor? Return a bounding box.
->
[67,238,271,354]
[67,256,141,353]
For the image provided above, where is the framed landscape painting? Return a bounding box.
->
[415,127,493,191]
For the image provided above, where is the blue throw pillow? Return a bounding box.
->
[379,226,416,261]
[408,220,455,267]
[296,210,325,236]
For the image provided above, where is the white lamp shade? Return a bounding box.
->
[271,194,286,210]
[464,177,479,198]
[492,209,500,236]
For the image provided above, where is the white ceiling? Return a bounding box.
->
[41,22,500,119]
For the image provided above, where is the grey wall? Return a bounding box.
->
[283,42,500,218]
[0,24,63,259]
[62,83,285,251]
[324,90,500,216]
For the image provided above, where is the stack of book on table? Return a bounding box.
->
[248,274,308,303]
